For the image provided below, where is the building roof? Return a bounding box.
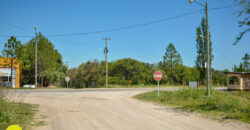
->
[225,72,250,74]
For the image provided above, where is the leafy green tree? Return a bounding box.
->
[76,60,102,87]
[175,65,199,85]
[20,33,65,86]
[42,68,65,85]
[66,68,78,88]
[110,58,150,85]
[195,17,213,85]
[212,69,228,86]
[2,36,22,88]
[163,43,182,85]
[234,0,250,45]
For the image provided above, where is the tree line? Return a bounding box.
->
[1,16,249,88]
[1,33,67,87]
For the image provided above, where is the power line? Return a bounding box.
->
[49,37,102,48]
[45,9,203,37]
[209,4,240,11]
[61,51,98,60]
[0,20,33,33]
[0,4,240,38]
[42,4,241,37]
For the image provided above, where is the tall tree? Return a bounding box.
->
[233,53,250,72]
[2,36,22,88]
[195,17,213,85]
[20,33,65,86]
[242,53,250,71]
[163,43,182,85]
[234,0,250,45]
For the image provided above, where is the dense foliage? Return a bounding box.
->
[67,57,227,88]
[233,53,250,72]
[19,33,66,86]
[0,35,231,88]
[195,17,213,85]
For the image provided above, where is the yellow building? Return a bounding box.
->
[0,57,21,88]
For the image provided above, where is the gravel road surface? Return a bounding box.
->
[8,88,249,130]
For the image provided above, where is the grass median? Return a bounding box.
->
[134,89,250,123]
[0,98,38,130]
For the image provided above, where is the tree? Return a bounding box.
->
[20,33,65,86]
[110,58,150,85]
[163,43,182,85]
[234,0,250,45]
[233,63,245,72]
[242,53,250,71]
[233,53,250,72]
[195,17,213,85]
[66,68,78,88]
[77,60,102,87]
[2,36,22,88]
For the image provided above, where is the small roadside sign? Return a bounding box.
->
[153,71,163,81]
[65,77,70,82]
[153,71,163,96]
[65,77,70,88]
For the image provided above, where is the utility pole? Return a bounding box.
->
[205,2,211,96]
[103,38,110,88]
[189,0,211,96]
[34,26,37,88]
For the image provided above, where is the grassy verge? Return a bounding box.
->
[134,89,250,123]
[0,99,39,130]
[105,84,189,88]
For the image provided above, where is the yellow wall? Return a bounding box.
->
[0,57,21,88]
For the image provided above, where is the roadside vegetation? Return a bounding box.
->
[135,89,250,123]
[0,88,38,130]
[1,17,248,88]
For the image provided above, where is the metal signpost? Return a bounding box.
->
[65,77,70,88]
[153,71,163,96]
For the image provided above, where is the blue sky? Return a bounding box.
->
[0,0,249,70]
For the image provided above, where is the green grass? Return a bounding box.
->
[0,99,39,130]
[105,84,189,88]
[134,89,250,123]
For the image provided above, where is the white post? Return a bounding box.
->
[157,80,160,96]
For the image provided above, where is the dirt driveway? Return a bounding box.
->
[9,89,249,130]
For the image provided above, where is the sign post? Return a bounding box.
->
[153,71,163,96]
[65,77,70,88]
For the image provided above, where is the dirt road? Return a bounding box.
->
[9,89,249,130]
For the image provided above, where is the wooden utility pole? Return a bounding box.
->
[205,2,211,96]
[189,0,211,96]
[34,26,37,88]
[103,38,110,88]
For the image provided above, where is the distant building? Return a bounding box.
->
[0,57,21,88]
[225,72,250,90]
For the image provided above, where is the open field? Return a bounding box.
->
[135,89,250,123]
[7,88,250,130]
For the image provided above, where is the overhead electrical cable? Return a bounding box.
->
[0,4,240,38]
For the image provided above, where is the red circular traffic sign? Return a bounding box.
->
[153,71,163,81]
